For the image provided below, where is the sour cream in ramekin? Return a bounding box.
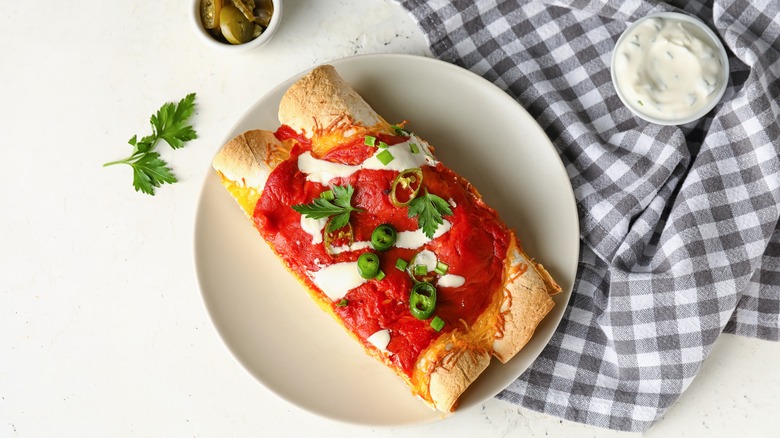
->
[611,12,729,125]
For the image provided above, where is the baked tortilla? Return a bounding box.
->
[212,65,560,412]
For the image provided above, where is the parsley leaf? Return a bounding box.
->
[291,184,363,232]
[407,190,453,239]
[104,93,198,195]
[131,152,177,195]
[151,93,198,149]
[328,211,352,232]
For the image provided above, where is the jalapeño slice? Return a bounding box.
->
[323,220,353,256]
[409,282,437,320]
[357,252,381,279]
[371,224,397,251]
[391,168,423,207]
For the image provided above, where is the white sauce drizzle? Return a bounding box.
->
[367,329,391,353]
[438,274,466,288]
[328,240,373,255]
[412,249,438,272]
[327,220,453,255]
[308,262,368,301]
[297,135,436,184]
[395,220,452,249]
[300,216,328,244]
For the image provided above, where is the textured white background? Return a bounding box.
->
[0,0,778,436]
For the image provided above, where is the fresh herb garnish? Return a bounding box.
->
[104,93,198,195]
[407,190,453,239]
[292,184,363,232]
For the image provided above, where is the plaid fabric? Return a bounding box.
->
[395,0,780,432]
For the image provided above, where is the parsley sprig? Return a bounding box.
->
[292,184,363,232]
[104,93,198,195]
[408,190,453,239]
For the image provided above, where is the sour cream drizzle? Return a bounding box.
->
[438,274,466,288]
[300,216,328,244]
[298,135,436,184]
[367,329,391,353]
[613,16,724,121]
[309,262,368,301]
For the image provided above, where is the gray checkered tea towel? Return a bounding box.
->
[396,0,780,432]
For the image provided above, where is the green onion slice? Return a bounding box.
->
[371,224,397,251]
[375,269,386,281]
[377,149,394,165]
[336,299,348,307]
[395,258,408,271]
[435,261,449,275]
[378,141,389,149]
[409,143,419,154]
[408,251,438,284]
[409,282,437,320]
[364,135,377,146]
[357,252,380,279]
[430,315,445,332]
[319,189,334,201]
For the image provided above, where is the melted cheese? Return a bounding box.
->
[310,124,373,157]
[218,175,261,217]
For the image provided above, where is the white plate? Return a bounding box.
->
[194,54,579,426]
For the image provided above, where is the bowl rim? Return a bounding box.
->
[191,0,283,52]
[610,11,730,126]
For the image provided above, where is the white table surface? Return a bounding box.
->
[1,1,779,436]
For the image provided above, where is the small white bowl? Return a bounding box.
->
[611,12,729,125]
[191,0,282,52]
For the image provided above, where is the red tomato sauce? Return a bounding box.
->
[255,128,509,376]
